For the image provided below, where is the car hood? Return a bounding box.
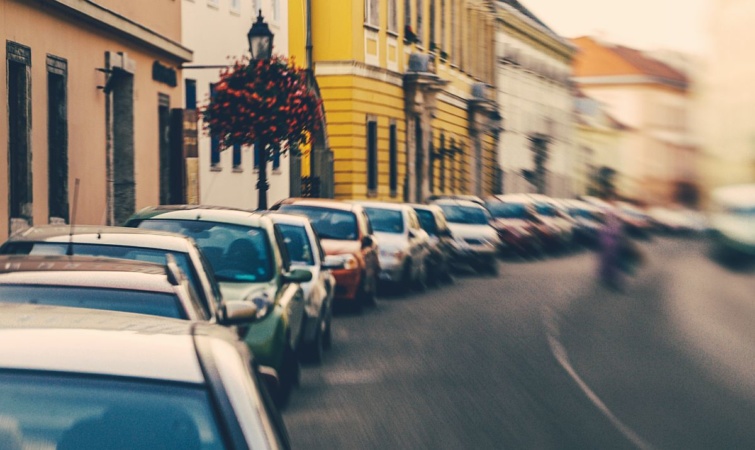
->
[320,239,361,256]
[448,223,498,240]
[373,232,408,251]
[219,280,278,303]
[492,218,529,229]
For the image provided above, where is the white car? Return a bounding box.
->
[352,201,432,292]
[266,213,336,364]
[432,199,500,275]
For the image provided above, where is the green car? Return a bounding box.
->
[125,205,311,405]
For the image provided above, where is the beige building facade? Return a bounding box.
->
[1,0,191,238]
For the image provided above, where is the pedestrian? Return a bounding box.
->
[597,205,625,290]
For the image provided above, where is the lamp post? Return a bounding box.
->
[247,10,274,210]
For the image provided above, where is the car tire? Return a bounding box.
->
[275,343,300,408]
[413,260,428,292]
[322,310,333,350]
[301,323,324,365]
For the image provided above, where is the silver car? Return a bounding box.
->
[266,212,337,364]
[352,201,431,292]
[0,303,290,449]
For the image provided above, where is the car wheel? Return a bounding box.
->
[301,323,324,365]
[322,310,333,350]
[413,260,428,292]
[487,258,499,276]
[275,344,300,408]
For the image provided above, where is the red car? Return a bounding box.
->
[485,200,544,257]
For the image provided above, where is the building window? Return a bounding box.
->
[450,1,456,64]
[272,145,281,172]
[416,0,423,45]
[185,79,197,109]
[389,123,398,197]
[440,0,446,51]
[429,0,435,50]
[272,0,280,22]
[404,0,412,31]
[252,0,261,14]
[367,119,378,195]
[365,0,379,27]
[388,0,398,33]
[439,133,446,192]
[47,55,69,224]
[230,0,240,14]
[209,83,221,168]
[7,41,33,234]
[158,94,172,205]
[232,143,242,170]
[207,0,219,9]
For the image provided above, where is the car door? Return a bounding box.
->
[357,208,380,280]
[406,210,427,273]
[272,225,306,349]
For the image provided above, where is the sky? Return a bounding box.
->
[521,0,712,57]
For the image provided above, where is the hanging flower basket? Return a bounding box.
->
[201,55,323,153]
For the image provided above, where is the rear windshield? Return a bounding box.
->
[486,203,528,219]
[0,242,205,307]
[277,223,314,266]
[0,285,184,319]
[414,209,438,235]
[438,205,489,225]
[535,204,557,216]
[0,372,225,449]
[277,205,358,241]
[136,220,273,284]
[363,207,404,234]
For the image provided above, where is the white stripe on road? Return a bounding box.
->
[542,307,653,450]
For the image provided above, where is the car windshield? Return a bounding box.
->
[277,223,315,266]
[535,204,557,216]
[0,241,204,303]
[414,209,438,236]
[363,207,404,234]
[486,203,528,219]
[0,285,184,319]
[277,205,359,241]
[569,208,596,219]
[136,220,273,283]
[0,372,224,449]
[439,205,489,225]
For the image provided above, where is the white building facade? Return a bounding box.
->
[493,1,576,197]
[182,0,290,209]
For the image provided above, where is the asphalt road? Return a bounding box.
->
[283,236,755,449]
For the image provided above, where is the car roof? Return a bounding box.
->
[129,205,269,228]
[408,203,442,212]
[8,225,195,252]
[350,200,411,212]
[0,304,204,383]
[0,255,177,293]
[275,198,359,212]
[432,198,485,208]
[261,211,312,227]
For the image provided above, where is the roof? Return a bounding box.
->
[571,36,688,89]
[498,0,554,34]
[431,198,486,208]
[0,255,176,293]
[350,200,412,212]
[262,212,312,227]
[8,225,195,252]
[275,198,359,212]
[129,205,268,228]
[0,304,204,383]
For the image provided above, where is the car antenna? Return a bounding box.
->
[66,178,81,256]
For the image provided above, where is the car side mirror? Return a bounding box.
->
[361,235,374,248]
[282,268,313,283]
[322,255,345,270]
[218,300,258,326]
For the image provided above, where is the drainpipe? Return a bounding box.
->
[306,0,313,70]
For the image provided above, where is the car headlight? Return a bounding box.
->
[245,292,273,320]
[380,248,405,260]
[332,253,359,270]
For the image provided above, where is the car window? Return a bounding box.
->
[486,202,528,219]
[272,224,292,272]
[0,285,186,319]
[415,209,438,236]
[0,242,213,317]
[438,205,489,225]
[535,204,557,216]
[363,207,404,234]
[0,372,225,450]
[362,210,374,236]
[277,205,359,241]
[277,223,315,266]
[136,220,274,284]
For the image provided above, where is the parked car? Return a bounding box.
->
[425,194,485,206]
[484,199,543,257]
[529,195,575,251]
[0,303,290,449]
[352,201,431,292]
[409,203,455,284]
[708,183,755,259]
[271,198,380,311]
[0,225,224,319]
[615,201,653,238]
[493,194,561,253]
[265,212,336,364]
[562,199,604,247]
[431,199,500,275]
[0,254,256,325]
[125,205,312,405]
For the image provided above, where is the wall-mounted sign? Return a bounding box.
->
[152,61,177,87]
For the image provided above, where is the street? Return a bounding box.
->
[284,237,755,449]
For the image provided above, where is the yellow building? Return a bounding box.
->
[289,0,501,202]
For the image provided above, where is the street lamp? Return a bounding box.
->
[247,10,274,61]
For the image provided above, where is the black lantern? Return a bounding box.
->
[247,10,274,60]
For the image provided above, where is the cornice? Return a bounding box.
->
[495,4,574,61]
[36,0,192,62]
